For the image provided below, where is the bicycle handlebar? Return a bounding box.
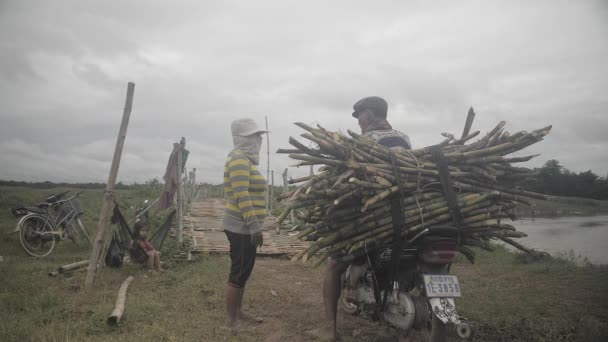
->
[35,202,51,209]
[65,191,83,201]
[36,191,83,208]
[54,190,70,199]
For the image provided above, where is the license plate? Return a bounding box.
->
[423,274,462,298]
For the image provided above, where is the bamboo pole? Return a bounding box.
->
[271,170,275,214]
[85,82,135,289]
[283,168,296,224]
[187,170,193,211]
[183,169,189,210]
[282,168,288,230]
[282,169,289,193]
[461,107,476,139]
[59,260,89,274]
[500,237,542,256]
[107,276,135,326]
[191,168,197,203]
[177,138,185,244]
[265,116,271,214]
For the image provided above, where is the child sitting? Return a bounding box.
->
[132,221,164,272]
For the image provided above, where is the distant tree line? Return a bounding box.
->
[3,161,607,200]
[526,159,608,200]
[0,180,137,190]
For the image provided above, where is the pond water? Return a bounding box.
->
[513,215,608,264]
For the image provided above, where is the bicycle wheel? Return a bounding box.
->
[18,215,56,257]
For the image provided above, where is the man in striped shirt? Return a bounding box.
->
[223,118,267,331]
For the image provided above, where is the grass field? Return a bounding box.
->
[1,186,607,341]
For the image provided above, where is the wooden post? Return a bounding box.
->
[177,137,185,244]
[189,170,195,207]
[270,170,274,214]
[191,168,197,202]
[265,116,270,214]
[282,168,288,193]
[85,82,135,289]
[187,173,192,209]
[184,169,190,211]
[282,168,295,224]
[461,107,476,139]
[187,170,192,204]
[186,170,191,210]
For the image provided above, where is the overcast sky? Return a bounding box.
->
[1,0,607,184]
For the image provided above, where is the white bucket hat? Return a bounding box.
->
[231,118,268,137]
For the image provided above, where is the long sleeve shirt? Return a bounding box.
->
[222,151,267,234]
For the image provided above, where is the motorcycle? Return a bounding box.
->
[340,225,473,340]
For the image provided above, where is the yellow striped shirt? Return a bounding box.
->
[223,151,266,233]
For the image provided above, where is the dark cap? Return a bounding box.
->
[352,96,388,118]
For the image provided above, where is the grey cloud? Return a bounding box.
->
[0,50,41,82]
[72,62,122,89]
[1,0,607,184]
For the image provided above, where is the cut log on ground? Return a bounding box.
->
[59,260,89,274]
[107,275,135,326]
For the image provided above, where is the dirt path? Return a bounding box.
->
[181,199,400,341]
[244,257,399,342]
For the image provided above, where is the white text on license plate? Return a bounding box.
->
[423,275,462,298]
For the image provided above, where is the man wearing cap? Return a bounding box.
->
[310,96,411,341]
[353,96,411,150]
[223,118,268,331]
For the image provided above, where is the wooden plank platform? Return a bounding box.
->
[184,199,309,257]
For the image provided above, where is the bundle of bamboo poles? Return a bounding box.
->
[276,119,551,265]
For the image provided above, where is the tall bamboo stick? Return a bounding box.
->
[177,138,185,244]
[461,107,476,139]
[85,82,135,289]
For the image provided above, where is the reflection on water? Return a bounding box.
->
[514,215,608,264]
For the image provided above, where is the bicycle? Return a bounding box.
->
[11,190,91,257]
